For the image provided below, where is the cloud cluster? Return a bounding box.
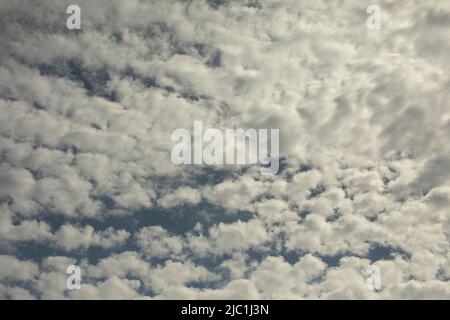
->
[1,0,449,299]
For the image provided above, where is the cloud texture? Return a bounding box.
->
[0,0,450,299]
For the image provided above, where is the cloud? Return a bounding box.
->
[136,226,184,259]
[158,186,201,208]
[52,225,130,251]
[0,255,39,281]
[0,0,449,299]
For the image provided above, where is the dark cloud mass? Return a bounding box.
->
[0,0,450,299]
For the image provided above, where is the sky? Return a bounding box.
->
[0,0,450,299]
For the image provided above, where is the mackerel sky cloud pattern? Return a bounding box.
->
[0,0,450,299]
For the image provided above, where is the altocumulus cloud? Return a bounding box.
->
[0,0,450,299]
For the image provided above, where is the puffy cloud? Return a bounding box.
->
[188,219,270,256]
[0,284,36,300]
[158,186,201,208]
[145,260,217,294]
[202,176,266,212]
[0,206,51,242]
[0,0,449,300]
[136,226,184,259]
[0,255,39,281]
[69,276,142,300]
[52,225,130,251]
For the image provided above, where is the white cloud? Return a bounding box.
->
[136,226,184,259]
[158,186,201,208]
[1,0,450,299]
[0,255,39,281]
[52,225,130,251]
